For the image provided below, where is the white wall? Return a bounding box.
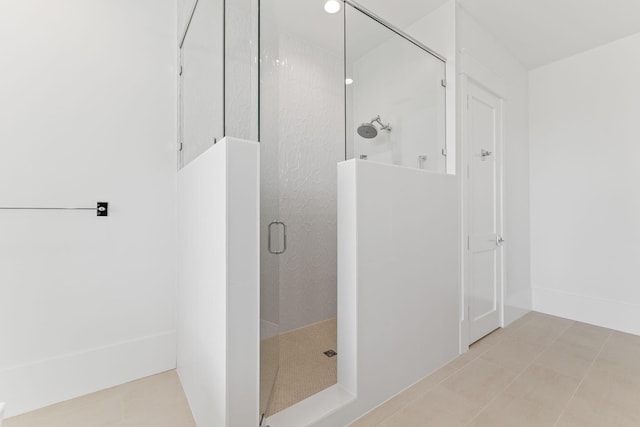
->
[268,160,460,427]
[530,32,640,335]
[0,0,178,417]
[177,138,259,427]
[457,7,532,326]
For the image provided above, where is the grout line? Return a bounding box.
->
[463,317,576,426]
[551,329,613,427]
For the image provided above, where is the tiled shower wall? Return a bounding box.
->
[261,28,345,333]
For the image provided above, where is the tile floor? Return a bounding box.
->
[3,371,195,427]
[5,312,640,427]
[349,311,640,426]
[266,317,338,416]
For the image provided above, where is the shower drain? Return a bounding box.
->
[323,349,337,358]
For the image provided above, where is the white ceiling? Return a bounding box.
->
[265,0,448,57]
[266,0,640,70]
[356,0,450,29]
[458,0,640,69]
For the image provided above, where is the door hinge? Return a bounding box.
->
[178,142,183,152]
[442,148,448,157]
[179,65,183,76]
[441,79,447,88]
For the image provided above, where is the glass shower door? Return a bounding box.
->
[259,0,344,419]
[259,103,281,423]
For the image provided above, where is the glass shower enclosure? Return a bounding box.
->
[259,0,447,422]
[345,3,447,172]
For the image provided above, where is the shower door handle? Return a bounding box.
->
[268,221,287,255]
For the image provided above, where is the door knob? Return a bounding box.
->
[496,236,505,246]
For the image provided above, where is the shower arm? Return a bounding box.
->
[370,116,392,132]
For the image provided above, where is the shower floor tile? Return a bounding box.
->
[266,317,338,416]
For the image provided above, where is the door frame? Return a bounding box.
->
[459,50,507,353]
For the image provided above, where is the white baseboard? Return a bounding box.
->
[533,287,640,336]
[0,331,176,418]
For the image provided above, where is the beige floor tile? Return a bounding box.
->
[349,394,413,427]
[555,410,640,427]
[504,312,537,330]
[474,327,514,346]
[525,312,573,328]
[445,341,488,371]
[17,394,123,427]
[122,372,189,420]
[7,313,640,427]
[598,331,640,368]
[441,358,518,407]
[559,321,610,349]
[348,364,459,427]
[115,401,195,427]
[577,359,640,405]
[469,397,556,427]
[597,359,639,382]
[2,418,21,427]
[556,385,640,427]
[349,314,640,427]
[467,335,498,354]
[556,356,640,426]
[7,371,194,427]
[533,339,599,380]
[504,364,580,404]
[480,337,544,373]
[467,357,580,427]
[399,364,460,400]
[379,386,482,427]
[505,321,567,347]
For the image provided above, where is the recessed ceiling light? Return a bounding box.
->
[345,78,354,85]
[324,0,341,14]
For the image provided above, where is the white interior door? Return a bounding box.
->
[466,80,504,344]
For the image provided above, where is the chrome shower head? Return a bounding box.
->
[357,115,391,139]
[357,122,378,139]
